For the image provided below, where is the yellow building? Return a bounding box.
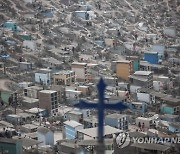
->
[104,38,117,48]
[116,60,133,81]
[53,70,75,86]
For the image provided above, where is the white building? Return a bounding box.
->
[37,127,54,146]
[23,40,37,51]
[23,0,36,4]
[35,69,52,85]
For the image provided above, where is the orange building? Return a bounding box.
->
[115,60,133,81]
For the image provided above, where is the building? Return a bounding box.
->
[25,107,48,117]
[2,21,21,32]
[41,57,63,69]
[19,33,31,40]
[53,70,75,86]
[152,44,165,59]
[129,71,153,89]
[21,124,38,133]
[39,90,58,116]
[144,52,159,64]
[35,69,52,85]
[104,38,117,48]
[160,114,179,123]
[19,62,33,70]
[128,102,147,113]
[50,85,65,104]
[126,56,140,71]
[0,138,23,154]
[83,116,98,128]
[23,40,37,51]
[72,62,87,82]
[6,114,22,125]
[160,96,180,114]
[77,86,90,96]
[22,97,39,109]
[65,110,83,123]
[115,60,133,81]
[63,120,83,139]
[37,127,54,146]
[131,143,171,154]
[168,123,180,133]
[163,27,176,37]
[135,117,153,129]
[24,86,43,99]
[105,113,128,130]
[77,125,122,140]
[160,104,179,115]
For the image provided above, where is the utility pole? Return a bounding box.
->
[14,92,17,114]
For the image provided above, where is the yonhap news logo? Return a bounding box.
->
[116,132,131,148]
[116,132,180,149]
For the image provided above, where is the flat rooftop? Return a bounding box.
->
[63,120,83,128]
[54,70,74,75]
[106,113,127,119]
[134,71,152,76]
[77,125,122,138]
[39,90,57,94]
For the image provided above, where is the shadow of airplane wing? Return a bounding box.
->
[74,100,98,109]
[104,102,128,111]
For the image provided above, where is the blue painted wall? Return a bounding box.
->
[128,102,147,113]
[65,125,76,139]
[144,52,158,64]
[168,125,180,133]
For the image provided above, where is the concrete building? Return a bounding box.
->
[22,97,39,109]
[84,116,98,128]
[0,138,23,154]
[168,123,180,133]
[105,113,128,130]
[104,38,117,48]
[53,70,75,86]
[63,120,83,139]
[37,127,54,146]
[39,90,58,116]
[23,40,37,51]
[129,71,153,89]
[77,125,122,140]
[24,86,43,99]
[128,102,147,113]
[19,62,33,70]
[135,117,153,129]
[35,69,52,85]
[71,62,87,82]
[144,52,159,64]
[126,56,140,71]
[115,60,133,81]
[152,44,165,58]
[50,85,65,104]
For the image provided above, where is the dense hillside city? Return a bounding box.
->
[0,0,180,153]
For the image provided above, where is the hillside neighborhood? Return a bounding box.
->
[0,0,180,154]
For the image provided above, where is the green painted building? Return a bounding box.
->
[19,33,32,40]
[0,91,12,105]
[0,138,23,154]
[126,56,140,71]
